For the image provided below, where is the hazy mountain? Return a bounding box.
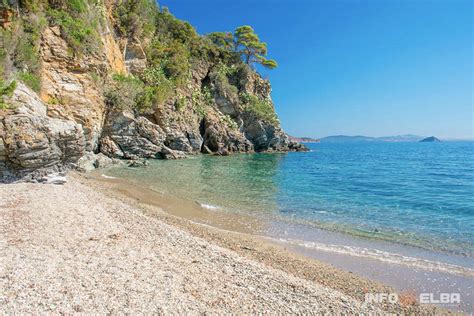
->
[319,135,425,143]
[289,136,320,143]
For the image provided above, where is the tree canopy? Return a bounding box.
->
[207,25,278,70]
[207,31,234,51]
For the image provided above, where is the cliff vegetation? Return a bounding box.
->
[0,0,305,181]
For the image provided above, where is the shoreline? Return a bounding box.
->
[88,170,474,313]
[0,172,449,313]
[83,172,449,313]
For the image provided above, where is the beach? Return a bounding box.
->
[0,173,442,314]
[0,0,470,313]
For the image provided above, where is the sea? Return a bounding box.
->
[103,141,474,311]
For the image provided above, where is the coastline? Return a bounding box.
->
[0,172,444,313]
[89,171,473,313]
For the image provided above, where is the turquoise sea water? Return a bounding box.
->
[105,141,474,265]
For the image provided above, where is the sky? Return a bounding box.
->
[159,0,473,139]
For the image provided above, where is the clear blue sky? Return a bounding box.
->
[160,0,473,139]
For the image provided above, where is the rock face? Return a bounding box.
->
[40,26,108,152]
[0,84,85,182]
[99,110,188,160]
[0,2,306,182]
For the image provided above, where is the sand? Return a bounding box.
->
[0,173,440,313]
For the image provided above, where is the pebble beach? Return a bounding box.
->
[0,173,440,313]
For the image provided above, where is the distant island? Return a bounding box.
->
[319,134,425,143]
[289,136,320,143]
[420,136,441,142]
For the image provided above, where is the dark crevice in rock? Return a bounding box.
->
[201,70,211,88]
[199,118,206,137]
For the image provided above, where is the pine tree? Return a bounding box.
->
[234,25,277,69]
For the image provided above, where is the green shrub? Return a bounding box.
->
[10,13,46,79]
[216,62,238,77]
[105,74,144,110]
[18,72,41,92]
[136,83,174,113]
[0,27,14,79]
[202,86,213,105]
[206,32,234,51]
[114,0,157,39]
[47,96,60,105]
[135,86,156,112]
[15,0,44,12]
[67,0,87,13]
[14,36,40,71]
[0,79,16,110]
[139,65,175,110]
[191,86,212,118]
[47,8,100,56]
[147,39,190,87]
[155,8,198,45]
[193,102,206,118]
[221,114,238,130]
[175,96,186,112]
[240,92,279,125]
[212,63,239,98]
[0,7,46,84]
[105,72,174,114]
[141,65,169,86]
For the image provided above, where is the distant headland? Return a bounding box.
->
[292,135,451,143]
[289,136,320,143]
[318,134,425,143]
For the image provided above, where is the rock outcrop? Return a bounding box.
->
[0,1,306,182]
[0,84,85,182]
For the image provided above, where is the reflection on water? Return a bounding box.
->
[108,153,285,217]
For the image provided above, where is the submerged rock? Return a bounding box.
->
[128,159,149,168]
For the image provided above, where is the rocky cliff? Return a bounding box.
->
[0,0,306,182]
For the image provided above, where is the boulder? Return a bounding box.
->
[99,136,124,158]
[94,153,115,168]
[165,132,194,152]
[76,152,116,172]
[0,84,86,182]
[100,110,165,159]
[201,114,253,154]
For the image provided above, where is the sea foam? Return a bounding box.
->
[199,203,221,211]
[274,237,474,277]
